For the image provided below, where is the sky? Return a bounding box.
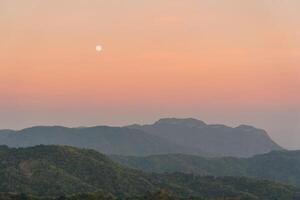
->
[0,0,299,149]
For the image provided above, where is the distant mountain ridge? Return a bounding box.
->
[0,125,207,156]
[0,117,282,157]
[128,118,283,157]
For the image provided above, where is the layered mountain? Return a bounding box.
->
[128,118,283,157]
[0,118,283,157]
[0,126,206,156]
[0,145,298,200]
[112,150,300,187]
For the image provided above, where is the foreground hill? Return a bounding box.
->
[0,145,298,200]
[1,190,298,200]
[112,150,300,187]
[128,118,282,157]
[0,126,206,156]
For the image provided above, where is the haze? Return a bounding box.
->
[0,0,299,149]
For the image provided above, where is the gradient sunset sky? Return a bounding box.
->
[0,0,299,149]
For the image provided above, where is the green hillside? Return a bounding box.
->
[0,145,155,197]
[0,145,299,200]
[112,150,300,186]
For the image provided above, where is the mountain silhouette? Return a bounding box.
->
[128,118,283,157]
[0,126,207,156]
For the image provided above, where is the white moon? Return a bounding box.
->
[96,45,102,52]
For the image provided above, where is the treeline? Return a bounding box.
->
[0,146,300,200]
[0,190,274,200]
[112,150,300,187]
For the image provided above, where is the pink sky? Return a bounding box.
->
[0,0,299,148]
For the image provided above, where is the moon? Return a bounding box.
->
[96,45,102,52]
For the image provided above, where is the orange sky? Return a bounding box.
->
[0,0,299,148]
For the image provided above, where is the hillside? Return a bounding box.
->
[1,190,299,200]
[128,118,283,157]
[0,145,155,196]
[0,145,298,200]
[112,150,300,187]
[0,126,206,156]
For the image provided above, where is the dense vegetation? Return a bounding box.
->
[112,150,300,186]
[1,189,300,200]
[0,145,299,200]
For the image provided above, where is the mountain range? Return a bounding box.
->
[0,126,203,156]
[0,118,282,157]
[0,145,298,200]
[129,118,282,157]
